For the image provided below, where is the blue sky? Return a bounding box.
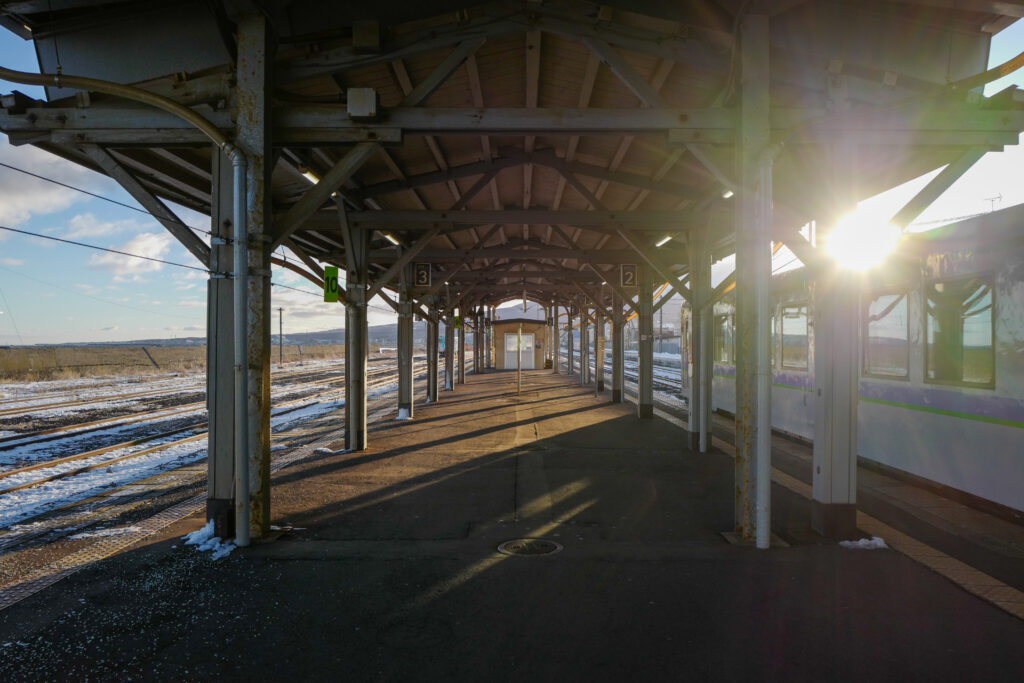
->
[0,20,1022,345]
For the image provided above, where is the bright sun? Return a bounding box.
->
[824,212,902,270]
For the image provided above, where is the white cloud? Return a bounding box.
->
[88,232,172,282]
[177,300,205,308]
[63,213,146,240]
[101,325,118,331]
[0,257,23,266]
[0,138,109,226]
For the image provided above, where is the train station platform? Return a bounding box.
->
[2,369,1024,680]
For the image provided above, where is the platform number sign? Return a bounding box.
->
[323,266,340,302]
[620,264,638,288]
[414,263,431,288]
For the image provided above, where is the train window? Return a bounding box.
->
[780,305,808,369]
[925,277,994,388]
[713,314,733,365]
[864,292,909,379]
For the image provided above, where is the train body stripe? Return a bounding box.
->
[858,396,1024,429]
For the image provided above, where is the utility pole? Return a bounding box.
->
[278,307,283,367]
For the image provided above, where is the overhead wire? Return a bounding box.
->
[0,160,215,236]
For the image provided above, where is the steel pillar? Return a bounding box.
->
[595,308,605,393]
[486,308,493,368]
[637,268,654,418]
[426,311,439,402]
[444,311,455,390]
[457,312,466,384]
[397,270,414,419]
[236,14,274,537]
[687,229,712,452]
[580,306,590,385]
[733,13,773,545]
[812,70,860,539]
[344,226,369,451]
[552,305,560,374]
[568,306,575,374]
[611,295,624,403]
[206,150,235,539]
[812,270,860,538]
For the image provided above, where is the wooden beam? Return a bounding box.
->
[272,142,377,250]
[79,144,210,267]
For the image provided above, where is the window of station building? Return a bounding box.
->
[770,313,776,368]
[780,305,808,369]
[925,277,994,388]
[863,292,909,379]
[713,314,734,364]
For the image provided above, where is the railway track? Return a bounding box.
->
[0,359,434,559]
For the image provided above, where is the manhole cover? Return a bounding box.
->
[497,538,563,556]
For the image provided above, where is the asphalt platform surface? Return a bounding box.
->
[1,370,1023,681]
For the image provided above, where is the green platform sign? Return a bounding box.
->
[324,266,340,302]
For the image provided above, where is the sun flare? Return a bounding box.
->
[825,213,902,270]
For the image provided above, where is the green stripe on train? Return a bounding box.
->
[858,396,1024,429]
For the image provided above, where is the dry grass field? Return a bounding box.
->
[0,344,347,381]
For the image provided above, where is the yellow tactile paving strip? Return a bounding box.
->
[693,428,1024,622]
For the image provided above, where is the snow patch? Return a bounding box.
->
[396,408,411,420]
[69,525,141,539]
[839,536,888,550]
[314,447,347,456]
[182,520,236,560]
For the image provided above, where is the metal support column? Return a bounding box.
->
[595,307,605,393]
[236,14,274,537]
[397,268,414,419]
[612,295,624,403]
[552,305,560,374]
[580,305,590,385]
[444,310,455,390]
[486,308,492,369]
[344,226,369,451]
[568,306,575,375]
[637,268,654,418]
[458,311,466,384]
[206,150,235,539]
[812,66,859,540]
[812,270,860,539]
[733,13,773,546]
[687,228,712,452]
[426,309,439,402]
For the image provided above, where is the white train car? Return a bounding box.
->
[697,205,1024,516]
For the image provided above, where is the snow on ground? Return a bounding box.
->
[0,431,15,439]
[0,406,207,469]
[0,438,209,529]
[69,525,142,539]
[182,520,236,560]
[0,390,366,529]
[839,536,888,550]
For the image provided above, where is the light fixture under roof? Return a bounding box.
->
[300,169,320,185]
[655,235,672,247]
[722,189,734,199]
[383,232,400,245]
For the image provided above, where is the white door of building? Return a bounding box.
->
[504,332,535,369]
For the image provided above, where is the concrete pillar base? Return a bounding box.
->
[207,498,234,539]
[611,390,622,403]
[638,404,654,418]
[811,501,858,539]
